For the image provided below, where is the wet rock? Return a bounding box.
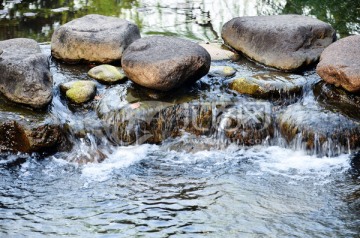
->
[60,80,97,104]
[0,116,70,154]
[278,99,360,156]
[222,15,336,71]
[316,35,360,93]
[88,64,126,84]
[121,36,211,91]
[208,66,236,77]
[0,38,53,109]
[199,43,239,61]
[51,14,141,63]
[229,74,307,98]
[313,82,360,121]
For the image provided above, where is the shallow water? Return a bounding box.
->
[0,0,360,237]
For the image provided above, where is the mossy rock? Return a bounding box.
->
[88,64,126,84]
[208,66,236,77]
[60,80,97,104]
[278,99,360,156]
[229,73,307,98]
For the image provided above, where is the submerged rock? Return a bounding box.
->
[0,38,53,109]
[278,99,360,156]
[316,35,360,93]
[51,14,141,63]
[122,36,211,91]
[208,66,236,78]
[222,15,335,71]
[229,74,307,98]
[199,43,239,61]
[88,64,126,84]
[60,80,97,104]
[313,82,360,121]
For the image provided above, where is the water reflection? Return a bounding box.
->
[0,0,358,42]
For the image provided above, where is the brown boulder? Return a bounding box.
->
[316,35,360,93]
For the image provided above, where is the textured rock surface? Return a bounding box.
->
[60,80,97,104]
[199,43,239,61]
[88,64,126,84]
[278,99,360,156]
[222,15,336,71]
[51,14,141,63]
[122,36,211,91]
[316,35,360,93]
[0,38,53,108]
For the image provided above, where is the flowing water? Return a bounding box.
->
[1,0,360,237]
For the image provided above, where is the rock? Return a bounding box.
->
[316,35,360,93]
[313,81,360,121]
[199,43,239,61]
[229,73,307,98]
[60,80,97,104]
[88,64,126,84]
[0,38,53,109]
[222,15,336,71]
[121,36,211,91]
[208,66,236,77]
[0,112,70,154]
[278,99,360,156]
[51,14,141,63]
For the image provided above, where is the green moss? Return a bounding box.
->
[230,78,263,95]
[88,64,126,84]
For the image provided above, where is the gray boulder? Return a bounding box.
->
[222,15,336,71]
[121,36,211,91]
[316,35,360,93]
[51,14,141,63]
[0,38,53,109]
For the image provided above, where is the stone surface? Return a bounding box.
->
[278,99,360,156]
[51,14,141,63]
[88,64,126,84]
[222,15,336,71]
[121,36,211,91]
[199,43,239,61]
[60,80,97,104]
[208,66,236,77]
[229,73,307,98]
[316,35,360,93]
[0,38,53,108]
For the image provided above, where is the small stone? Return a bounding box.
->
[88,64,126,84]
[60,80,97,104]
[199,43,239,61]
[208,66,236,77]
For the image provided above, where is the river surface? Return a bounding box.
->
[0,0,360,237]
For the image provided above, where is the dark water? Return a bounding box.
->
[0,0,360,237]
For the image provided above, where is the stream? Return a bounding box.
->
[0,0,360,237]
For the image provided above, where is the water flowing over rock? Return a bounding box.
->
[51,14,141,63]
[221,15,336,71]
[278,98,360,156]
[121,36,211,91]
[316,35,360,93]
[0,38,53,109]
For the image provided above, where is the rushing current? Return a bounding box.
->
[0,0,360,237]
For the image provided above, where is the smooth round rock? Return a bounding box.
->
[229,74,307,98]
[51,14,141,63]
[208,66,236,77]
[316,35,360,93]
[278,100,360,156]
[88,64,126,84]
[121,36,211,91]
[222,15,336,71]
[60,80,97,104]
[0,38,53,109]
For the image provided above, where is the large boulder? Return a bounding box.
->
[221,15,336,71]
[121,36,211,91]
[0,38,53,109]
[316,35,360,93]
[51,14,141,63]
